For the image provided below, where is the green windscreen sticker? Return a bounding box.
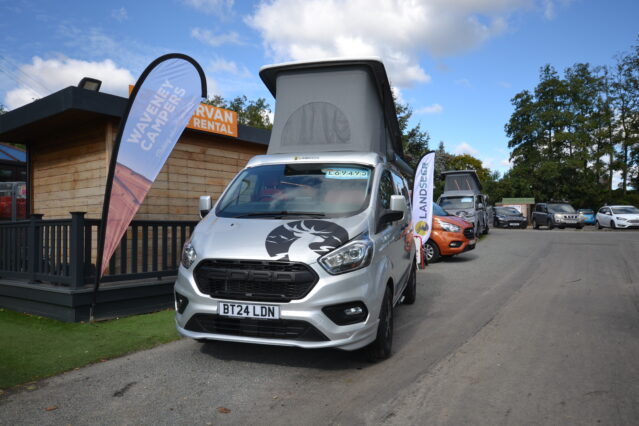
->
[322,168,370,179]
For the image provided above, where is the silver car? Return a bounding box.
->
[175,152,416,360]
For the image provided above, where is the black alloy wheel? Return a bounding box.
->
[402,261,417,305]
[365,285,394,361]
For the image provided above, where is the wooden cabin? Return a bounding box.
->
[0,86,270,321]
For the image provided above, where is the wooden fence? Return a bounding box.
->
[0,213,197,288]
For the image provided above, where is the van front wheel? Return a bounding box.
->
[365,285,394,362]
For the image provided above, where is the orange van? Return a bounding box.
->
[424,203,476,263]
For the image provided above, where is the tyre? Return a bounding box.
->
[576,225,583,230]
[402,261,416,305]
[597,220,602,229]
[548,221,554,230]
[533,219,539,229]
[424,240,441,263]
[365,285,394,362]
[611,221,616,229]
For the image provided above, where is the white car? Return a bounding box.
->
[596,205,639,229]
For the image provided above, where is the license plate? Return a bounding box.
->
[565,220,576,224]
[218,302,280,319]
[509,222,519,227]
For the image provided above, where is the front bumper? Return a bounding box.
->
[615,221,639,229]
[496,219,527,228]
[553,220,584,228]
[174,261,385,351]
[431,229,476,256]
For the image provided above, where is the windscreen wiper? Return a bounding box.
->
[234,211,326,218]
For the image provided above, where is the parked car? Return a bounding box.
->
[532,202,584,229]
[423,203,476,263]
[577,208,596,225]
[492,206,528,229]
[596,205,639,229]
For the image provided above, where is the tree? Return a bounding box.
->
[204,95,273,130]
[610,41,639,194]
[395,97,430,169]
[0,104,6,114]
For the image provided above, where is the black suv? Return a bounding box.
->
[532,202,583,230]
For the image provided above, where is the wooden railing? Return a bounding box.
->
[0,213,197,288]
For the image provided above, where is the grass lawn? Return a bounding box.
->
[0,309,181,390]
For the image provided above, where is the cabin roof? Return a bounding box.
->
[0,86,270,146]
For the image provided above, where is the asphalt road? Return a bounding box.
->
[2,227,639,425]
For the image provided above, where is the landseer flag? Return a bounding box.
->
[91,54,206,316]
[412,152,435,245]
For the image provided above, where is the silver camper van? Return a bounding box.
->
[174,59,416,360]
[437,170,489,235]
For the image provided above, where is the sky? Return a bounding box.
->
[1,0,638,175]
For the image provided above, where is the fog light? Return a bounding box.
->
[449,241,462,248]
[175,292,189,314]
[345,306,363,316]
[322,302,368,325]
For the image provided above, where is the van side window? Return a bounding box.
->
[378,170,394,210]
[391,171,409,207]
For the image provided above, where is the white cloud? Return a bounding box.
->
[501,157,512,167]
[417,103,443,114]
[482,157,496,169]
[209,58,251,78]
[391,86,405,105]
[182,0,234,17]
[454,141,479,156]
[247,0,531,87]
[4,56,134,109]
[191,28,241,47]
[111,7,128,22]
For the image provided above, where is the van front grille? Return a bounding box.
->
[193,259,318,302]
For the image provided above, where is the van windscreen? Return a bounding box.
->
[439,196,474,210]
[215,163,373,218]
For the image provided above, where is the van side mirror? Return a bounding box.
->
[199,196,212,218]
[382,195,407,223]
[390,194,407,213]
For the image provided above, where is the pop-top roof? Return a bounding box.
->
[259,58,408,173]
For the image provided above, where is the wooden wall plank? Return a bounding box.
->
[31,123,266,221]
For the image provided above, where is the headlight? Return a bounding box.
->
[554,214,563,221]
[617,216,628,221]
[496,215,506,220]
[436,218,461,233]
[319,233,373,275]
[181,240,197,269]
